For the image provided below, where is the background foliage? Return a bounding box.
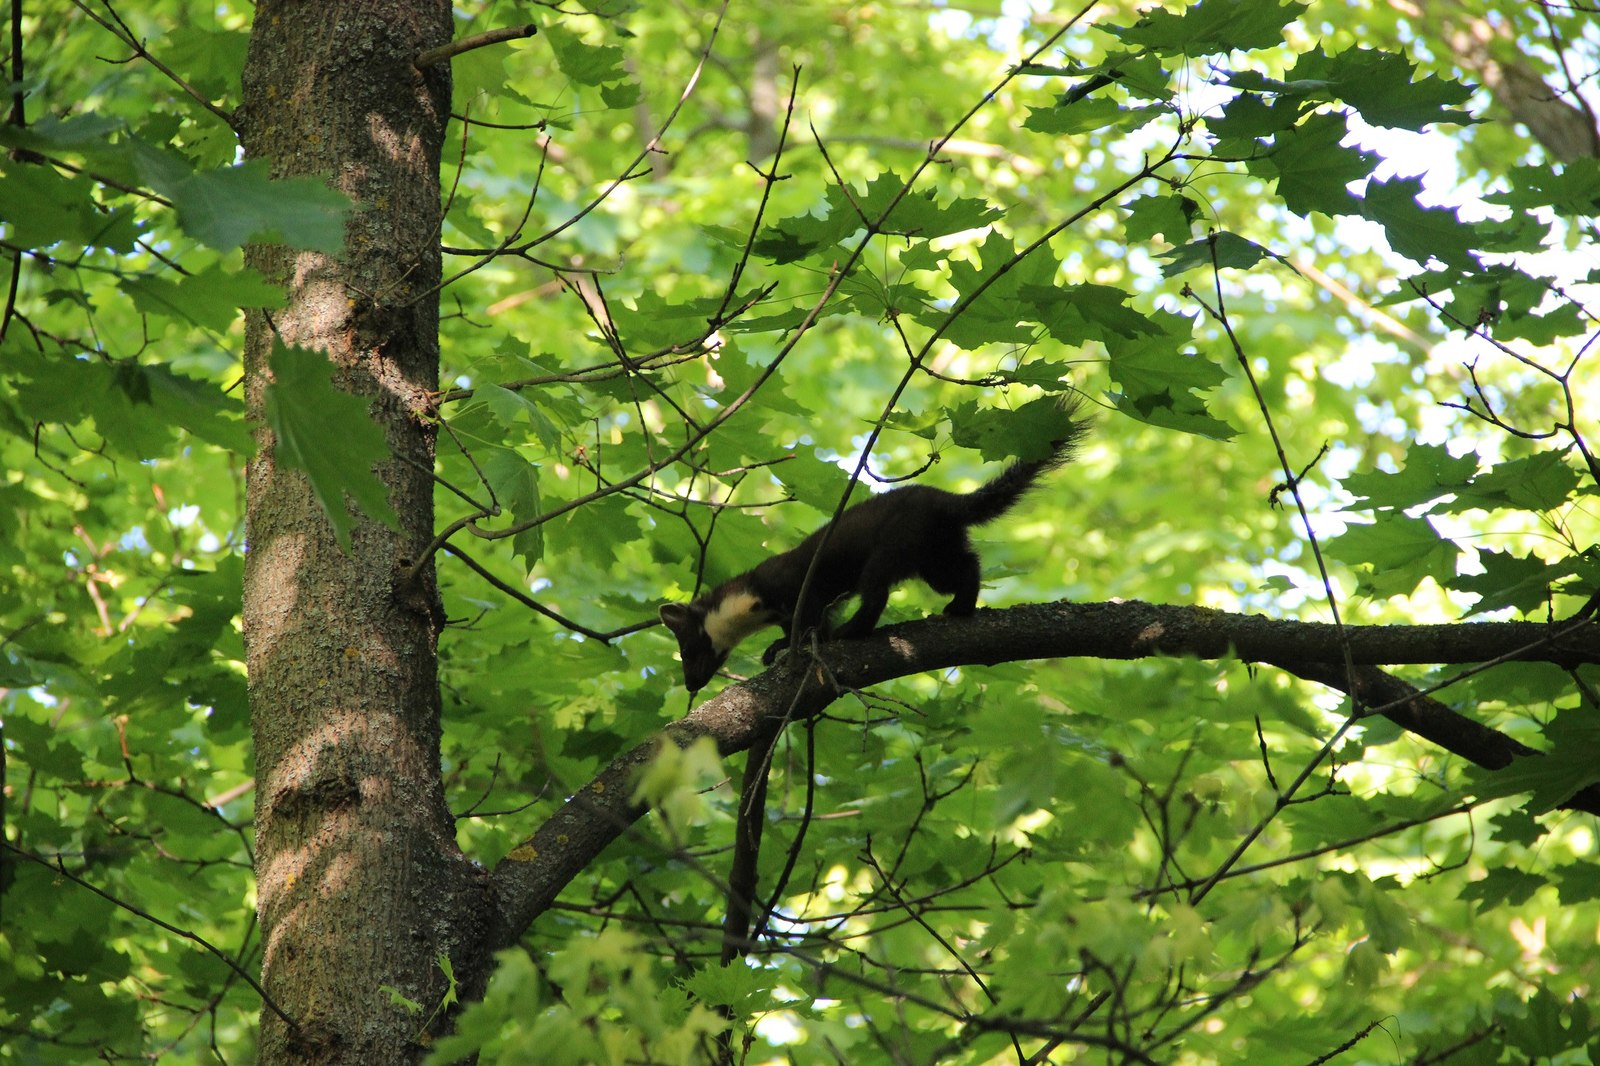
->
[3,0,1598,1062]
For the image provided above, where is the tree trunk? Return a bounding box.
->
[1406,0,1600,162]
[238,3,489,1061]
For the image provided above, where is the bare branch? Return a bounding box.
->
[415,24,538,70]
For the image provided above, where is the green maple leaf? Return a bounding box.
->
[1297,47,1474,130]
[1252,112,1375,216]
[1108,0,1308,56]
[121,262,284,332]
[1488,160,1600,216]
[263,344,397,548]
[1158,231,1273,275]
[1326,512,1457,597]
[1342,442,1478,510]
[752,173,1001,261]
[171,161,348,253]
[1361,177,1478,269]
[543,23,627,86]
[1450,550,1559,616]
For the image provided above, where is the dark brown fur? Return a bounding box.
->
[660,412,1088,692]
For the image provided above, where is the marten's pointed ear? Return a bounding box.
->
[659,603,695,633]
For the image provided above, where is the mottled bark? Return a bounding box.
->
[1401,0,1600,162]
[238,3,490,1062]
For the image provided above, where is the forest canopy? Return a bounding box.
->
[2,0,1598,1063]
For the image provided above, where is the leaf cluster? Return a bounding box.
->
[4,0,1599,1062]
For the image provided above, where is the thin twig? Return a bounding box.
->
[71,0,236,129]
[3,843,298,1031]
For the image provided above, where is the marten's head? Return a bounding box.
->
[659,582,779,692]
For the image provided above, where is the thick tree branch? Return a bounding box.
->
[1272,660,1536,771]
[487,599,1600,946]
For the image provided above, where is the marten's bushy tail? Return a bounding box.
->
[961,399,1090,526]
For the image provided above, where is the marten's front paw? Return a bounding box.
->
[764,624,834,666]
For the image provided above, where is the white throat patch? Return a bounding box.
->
[703,590,777,652]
